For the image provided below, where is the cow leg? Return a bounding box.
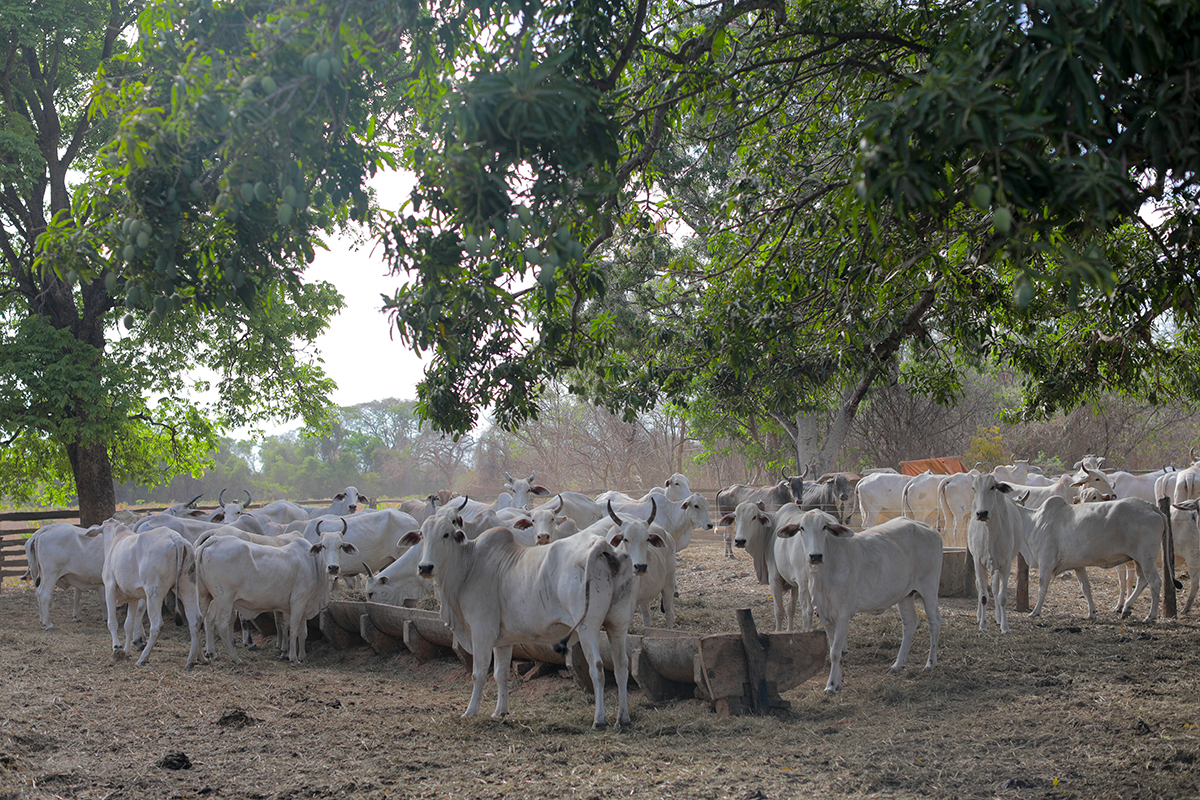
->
[210,602,242,665]
[1114,562,1131,612]
[35,575,57,630]
[920,589,941,671]
[824,617,848,694]
[1073,568,1097,619]
[137,589,163,666]
[604,626,631,730]
[974,554,990,633]
[72,587,83,623]
[178,582,204,669]
[1122,559,1161,622]
[890,595,918,674]
[661,587,675,630]
[770,574,787,632]
[639,602,652,629]
[464,633,495,717]
[577,633,609,730]
[492,645,513,719]
[993,562,1010,634]
[798,575,814,632]
[1029,569,1054,618]
[105,585,124,657]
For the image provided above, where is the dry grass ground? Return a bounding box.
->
[3,536,1200,800]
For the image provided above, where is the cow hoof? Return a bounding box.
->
[43,624,54,631]
[824,686,838,695]
[592,721,608,731]
[888,666,903,675]
[185,662,196,671]
[136,659,150,667]
[112,648,127,661]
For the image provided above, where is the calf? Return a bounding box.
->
[970,473,1035,633]
[793,511,942,694]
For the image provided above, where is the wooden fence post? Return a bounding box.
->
[1159,496,1178,619]
[1015,554,1030,612]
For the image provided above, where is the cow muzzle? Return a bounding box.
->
[327,564,339,575]
[634,564,648,574]
[975,510,989,521]
[735,539,747,549]
[808,553,823,565]
[418,564,434,577]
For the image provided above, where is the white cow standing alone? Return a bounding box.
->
[88,521,203,668]
[401,514,636,730]
[25,522,106,630]
[792,510,943,694]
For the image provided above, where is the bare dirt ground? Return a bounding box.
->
[4,537,1200,800]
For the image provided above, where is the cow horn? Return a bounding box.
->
[801,464,810,479]
[646,497,657,526]
[340,517,348,534]
[363,563,375,579]
[243,489,252,507]
[218,488,227,506]
[528,471,536,482]
[1193,446,1197,462]
[607,500,623,526]
[186,494,203,508]
[505,471,514,482]
[457,496,469,510]
[554,496,564,512]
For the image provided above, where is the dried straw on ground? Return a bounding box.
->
[2,536,1199,800]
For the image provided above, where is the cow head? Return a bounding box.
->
[505,471,550,509]
[606,499,659,573]
[795,509,852,566]
[972,472,1013,522]
[413,513,467,579]
[311,518,358,575]
[1070,468,1116,498]
[663,472,691,502]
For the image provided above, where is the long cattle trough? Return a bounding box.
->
[320,601,828,716]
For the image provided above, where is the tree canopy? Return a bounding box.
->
[0,0,344,520]
[99,0,1200,475]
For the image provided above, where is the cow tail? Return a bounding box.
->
[28,535,40,586]
[901,482,913,519]
[553,546,621,655]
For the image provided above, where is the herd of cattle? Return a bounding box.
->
[16,457,1200,728]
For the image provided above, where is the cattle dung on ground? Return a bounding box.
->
[1,533,1199,800]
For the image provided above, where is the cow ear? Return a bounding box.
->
[532,485,550,496]
[335,492,346,501]
[309,542,325,554]
[825,522,854,537]
[399,531,421,546]
[1072,497,1082,504]
[452,529,466,543]
[647,533,667,548]
[511,518,533,530]
[756,501,766,511]
[608,532,625,547]
[719,513,735,526]
[996,483,1013,494]
[212,512,225,523]
[341,542,359,554]
[555,515,567,525]
[776,523,800,538]
[378,576,389,585]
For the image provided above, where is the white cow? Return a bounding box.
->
[196,520,359,664]
[1109,469,1173,504]
[938,470,981,546]
[401,514,635,729]
[88,521,203,667]
[595,472,693,508]
[719,501,799,632]
[901,471,946,530]
[298,509,420,577]
[607,492,712,549]
[25,522,108,630]
[1026,496,1164,621]
[363,547,432,608]
[398,495,441,524]
[503,471,551,509]
[549,491,609,530]
[992,460,1042,484]
[1009,469,1116,508]
[855,472,913,528]
[793,511,942,694]
[969,473,1035,633]
[769,503,817,632]
[581,500,676,629]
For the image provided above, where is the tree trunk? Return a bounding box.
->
[66,439,116,526]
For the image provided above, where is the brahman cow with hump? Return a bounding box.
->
[400,513,636,730]
[196,519,359,664]
[790,510,943,694]
[88,521,203,668]
[767,503,817,632]
[1025,496,1165,621]
[854,471,913,528]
